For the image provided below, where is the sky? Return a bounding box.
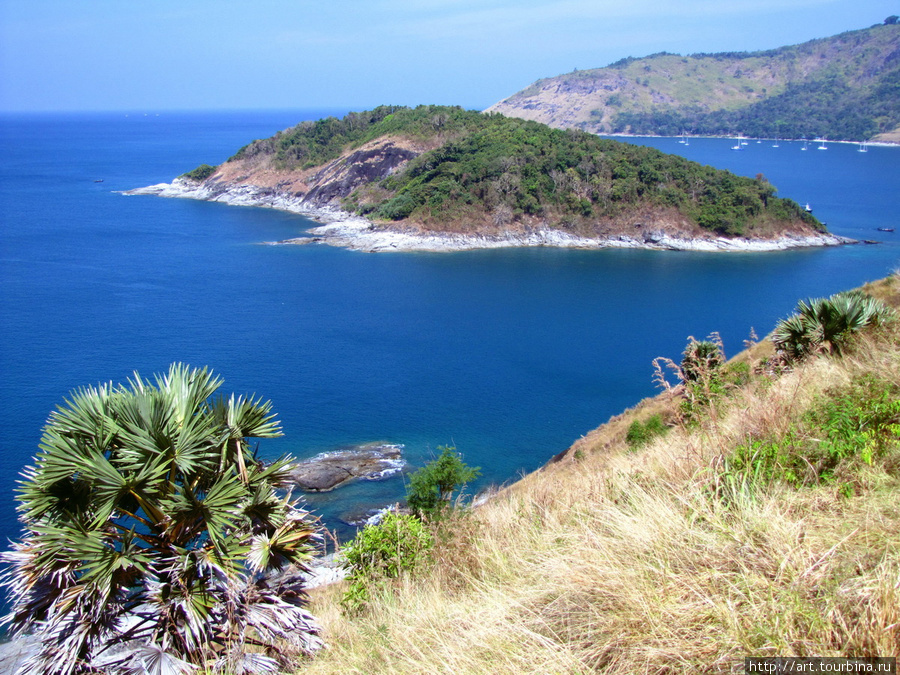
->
[0,0,897,112]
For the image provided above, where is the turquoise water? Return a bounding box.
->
[1,112,898,543]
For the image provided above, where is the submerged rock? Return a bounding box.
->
[289,442,405,492]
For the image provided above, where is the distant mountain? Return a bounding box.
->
[147,106,838,252]
[487,20,900,143]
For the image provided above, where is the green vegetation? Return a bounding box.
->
[625,414,668,450]
[0,364,321,674]
[218,104,823,238]
[609,22,900,140]
[611,72,900,139]
[405,445,481,518]
[232,104,484,170]
[344,108,817,237]
[727,374,900,486]
[341,512,433,613]
[181,163,218,181]
[339,446,479,613]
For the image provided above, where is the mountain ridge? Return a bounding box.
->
[487,21,900,142]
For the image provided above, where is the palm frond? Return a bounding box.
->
[2,364,322,673]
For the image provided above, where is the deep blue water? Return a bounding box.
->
[1,112,898,545]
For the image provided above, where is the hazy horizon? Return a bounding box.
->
[0,1,897,113]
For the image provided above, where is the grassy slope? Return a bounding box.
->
[490,23,900,142]
[298,275,900,673]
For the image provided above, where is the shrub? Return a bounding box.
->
[341,512,433,612]
[773,291,894,362]
[405,446,481,518]
[727,374,900,486]
[180,163,218,181]
[625,414,669,450]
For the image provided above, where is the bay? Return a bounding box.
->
[1,111,897,545]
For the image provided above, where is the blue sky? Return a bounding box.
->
[0,0,896,112]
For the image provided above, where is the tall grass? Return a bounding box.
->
[298,278,900,673]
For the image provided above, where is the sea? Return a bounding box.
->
[1,110,898,547]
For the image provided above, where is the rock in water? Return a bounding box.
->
[289,442,404,492]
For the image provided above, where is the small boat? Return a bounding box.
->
[801,139,808,151]
[804,203,813,213]
[93,179,104,183]
[877,227,894,232]
[817,138,828,150]
[858,141,868,153]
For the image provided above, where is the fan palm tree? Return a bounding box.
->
[773,291,894,362]
[1,364,322,675]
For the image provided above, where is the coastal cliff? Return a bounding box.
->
[298,274,900,673]
[129,106,847,252]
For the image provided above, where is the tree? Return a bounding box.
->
[0,364,322,675]
[405,446,480,518]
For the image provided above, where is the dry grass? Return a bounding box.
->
[297,279,900,674]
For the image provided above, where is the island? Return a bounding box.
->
[127,105,848,252]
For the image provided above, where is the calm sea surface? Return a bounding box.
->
[1,111,898,543]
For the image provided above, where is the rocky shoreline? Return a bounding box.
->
[288,442,405,492]
[124,178,854,253]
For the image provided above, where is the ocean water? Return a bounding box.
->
[1,111,898,545]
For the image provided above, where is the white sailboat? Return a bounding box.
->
[858,141,868,153]
[817,138,828,150]
[772,137,780,148]
[801,139,808,151]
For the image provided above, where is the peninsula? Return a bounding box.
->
[129,106,845,252]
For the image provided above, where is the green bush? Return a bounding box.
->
[807,374,900,469]
[625,414,669,450]
[341,512,433,612]
[181,163,218,181]
[406,446,480,518]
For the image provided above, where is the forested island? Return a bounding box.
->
[488,20,900,143]
[133,106,843,252]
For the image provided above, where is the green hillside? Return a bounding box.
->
[488,20,900,142]
[215,105,823,240]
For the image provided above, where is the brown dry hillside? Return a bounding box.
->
[298,273,900,674]
[488,21,900,143]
